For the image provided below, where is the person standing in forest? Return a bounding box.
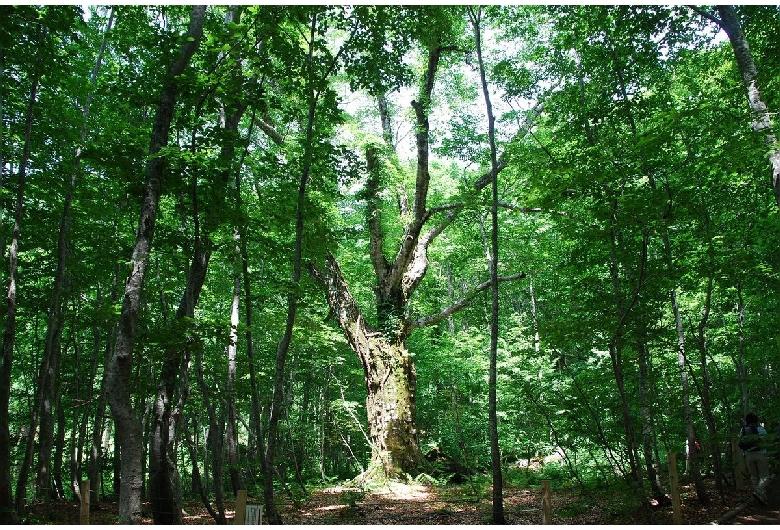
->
[739,413,770,504]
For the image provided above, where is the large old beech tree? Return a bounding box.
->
[311,37,523,479]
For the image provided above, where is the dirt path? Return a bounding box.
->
[719,476,780,525]
[19,476,780,525]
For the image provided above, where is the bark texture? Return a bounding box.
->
[310,253,424,477]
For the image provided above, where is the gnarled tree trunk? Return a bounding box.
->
[308,40,445,480]
[311,253,424,478]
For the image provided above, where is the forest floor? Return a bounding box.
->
[20,475,780,525]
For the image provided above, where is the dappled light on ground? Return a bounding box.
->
[18,476,780,525]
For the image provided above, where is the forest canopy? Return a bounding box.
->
[0,4,778,524]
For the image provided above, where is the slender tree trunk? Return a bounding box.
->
[0,49,5,269]
[636,335,667,504]
[195,352,227,524]
[32,333,62,501]
[529,280,541,354]
[220,8,247,495]
[234,129,264,467]
[19,271,62,507]
[181,412,221,523]
[89,328,114,508]
[0,31,42,522]
[106,6,205,523]
[226,260,242,495]
[607,214,648,504]
[52,388,66,499]
[149,13,246,523]
[694,268,724,496]
[89,265,120,508]
[71,337,87,499]
[112,428,120,499]
[735,280,749,416]
[263,13,321,524]
[469,7,505,523]
[71,332,97,501]
[377,93,394,149]
[149,224,207,524]
[242,240,263,461]
[671,290,709,503]
[34,316,65,499]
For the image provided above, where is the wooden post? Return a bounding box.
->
[667,452,682,525]
[541,479,552,524]
[80,480,90,525]
[731,437,745,490]
[235,489,247,525]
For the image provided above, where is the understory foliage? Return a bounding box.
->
[0,4,778,523]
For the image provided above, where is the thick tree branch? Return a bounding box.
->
[497,203,548,215]
[397,183,410,217]
[386,44,443,292]
[714,5,780,206]
[407,272,526,332]
[403,199,547,301]
[422,202,463,223]
[254,116,284,145]
[474,157,508,191]
[377,92,395,151]
[411,42,443,221]
[308,253,375,378]
[425,200,550,224]
[400,218,453,300]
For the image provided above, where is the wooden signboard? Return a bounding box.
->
[245,504,262,525]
